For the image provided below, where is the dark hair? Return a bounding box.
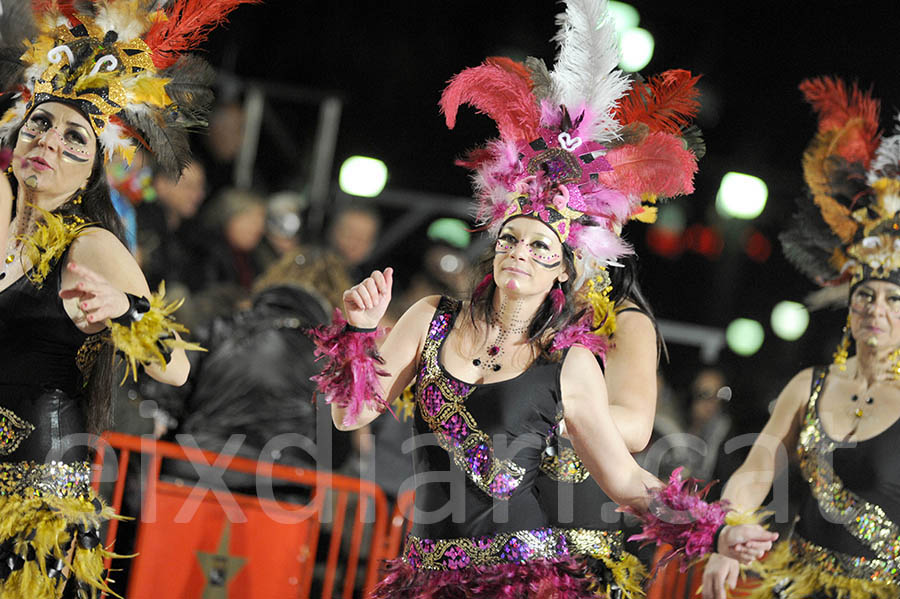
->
[9,119,125,434]
[608,253,666,360]
[466,238,581,358]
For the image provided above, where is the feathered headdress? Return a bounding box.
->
[440,0,702,286]
[780,77,900,289]
[0,0,257,175]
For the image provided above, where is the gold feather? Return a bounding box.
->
[108,281,205,382]
[20,206,91,288]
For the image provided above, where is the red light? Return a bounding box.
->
[745,231,771,262]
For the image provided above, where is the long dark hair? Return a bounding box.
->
[608,253,666,360]
[9,118,125,434]
[466,240,581,359]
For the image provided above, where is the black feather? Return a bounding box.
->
[681,124,706,159]
[780,196,842,283]
[121,107,191,177]
[163,55,215,126]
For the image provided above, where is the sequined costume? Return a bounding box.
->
[372,298,627,599]
[747,366,900,599]
[0,229,117,599]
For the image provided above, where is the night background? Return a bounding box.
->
[201,0,900,432]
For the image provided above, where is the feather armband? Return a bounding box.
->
[309,309,388,427]
[108,282,203,382]
[623,467,731,568]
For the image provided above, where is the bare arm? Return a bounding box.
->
[0,177,12,256]
[606,308,658,452]
[330,293,437,431]
[61,228,190,386]
[720,367,811,510]
[562,345,660,509]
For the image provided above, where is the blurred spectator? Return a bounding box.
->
[686,367,733,483]
[203,187,268,290]
[153,248,354,484]
[255,191,306,270]
[327,204,381,278]
[198,101,246,198]
[137,159,207,290]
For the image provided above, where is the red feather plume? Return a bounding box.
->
[597,132,698,199]
[614,69,701,134]
[31,0,77,22]
[440,58,541,142]
[144,0,260,69]
[799,77,881,166]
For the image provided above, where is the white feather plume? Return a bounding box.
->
[868,112,900,184]
[0,96,25,144]
[93,0,154,42]
[548,0,630,143]
[98,119,133,162]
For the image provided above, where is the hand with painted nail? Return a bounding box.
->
[59,261,130,326]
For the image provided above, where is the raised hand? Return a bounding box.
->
[717,524,777,563]
[59,261,130,325]
[342,268,393,329]
[701,552,741,599]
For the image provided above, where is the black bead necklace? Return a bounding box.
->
[472,301,529,373]
[846,394,875,440]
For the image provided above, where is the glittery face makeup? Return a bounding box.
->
[849,280,900,349]
[21,109,94,163]
[495,232,562,268]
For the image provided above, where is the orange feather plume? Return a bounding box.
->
[614,69,701,134]
[799,77,881,167]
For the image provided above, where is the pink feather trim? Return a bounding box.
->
[550,313,608,359]
[309,308,388,427]
[371,557,595,599]
[440,61,541,142]
[623,467,729,569]
[550,286,565,317]
[598,132,698,200]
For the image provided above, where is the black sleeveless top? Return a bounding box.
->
[794,366,900,562]
[535,306,649,530]
[0,247,92,464]
[409,297,564,540]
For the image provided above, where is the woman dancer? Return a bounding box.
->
[702,78,900,599]
[312,2,775,597]
[0,1,250,596]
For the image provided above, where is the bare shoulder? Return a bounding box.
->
[615,300,654,332]
[69,227,131,264]
[771,366,815,423]
[561,344,604,386]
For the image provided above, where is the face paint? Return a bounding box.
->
[495,233,562,266]
[24,175,38,188]
[21,110,95,163]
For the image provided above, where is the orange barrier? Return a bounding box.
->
[646,545,760,599]
[91,432,389,599]
[382,490,415,560]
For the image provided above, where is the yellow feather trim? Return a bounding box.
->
[593,550,648,598]
[20,206,91,288]
[742,538,898,599]
[584,271,616,338]
[632,206,658,223]
[108,281,205,382]
[125,75,173,107]
[0,492,125,599]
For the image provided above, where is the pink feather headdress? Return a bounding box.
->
[440,0,703,285]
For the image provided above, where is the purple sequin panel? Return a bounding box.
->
[403,529,570,571]
[429,312,452,341]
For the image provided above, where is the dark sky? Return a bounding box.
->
[205,0,900,418]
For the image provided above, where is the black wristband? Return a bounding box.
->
[712,523,727,554]
[345,324,377,333]
[112,293,151,326]
[155,333,174,364]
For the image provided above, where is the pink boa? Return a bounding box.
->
[309,308,388,427]
[624,467,729,569]
[371,557,596,599]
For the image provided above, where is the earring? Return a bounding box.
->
[833,314,852,370]
[550,280,565,317]
[473,273,493,301]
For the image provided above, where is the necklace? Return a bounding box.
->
[0,205,33,281]
[472,301,530,372]
[845,393,875,440]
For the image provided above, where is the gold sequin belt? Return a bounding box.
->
[0,460,92,499]
[790,535,900,585]
[403,527,573,570]
[563,528,624,561]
